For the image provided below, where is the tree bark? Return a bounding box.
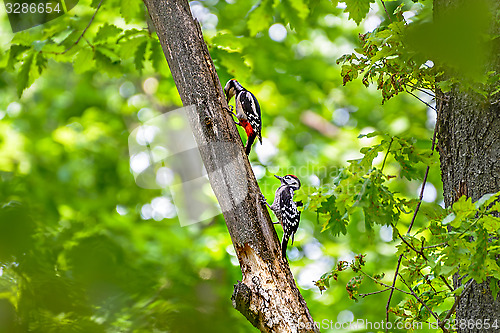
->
[141,0,319,331]
[435,0,500,331]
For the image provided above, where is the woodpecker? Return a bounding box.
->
[224,79,262,155]
[261,174,302,259]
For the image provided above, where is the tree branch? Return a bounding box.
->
[44,0,104,55]
[381,137,393,171]
[141,0,319,331]
[385,101,443,332]
[360,270,411,296]
[398,274,448,333]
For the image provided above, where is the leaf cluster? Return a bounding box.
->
[311,133,432,237]
[337,6,436,104]
[311,131,500,326]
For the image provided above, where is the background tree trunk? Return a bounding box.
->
[141,0,320,331]
[435,0,500,331]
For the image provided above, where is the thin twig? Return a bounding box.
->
[360,270,412,295]
[381,137,394,171]
[407,167,430,232]
[359,288,390,297]
[45,0,105,55]
[398,274,448,333]
[83,37,95,51]
[385,255,401,332]
[380,0,393,23]
[405,82,448,102]
[406,83,436,99]
[423,242,448,249]
[391,223,427,259]
[406,95,443,230]
[441,280,473,324]
[405,83,448,102]
[406,89,437,111]
[385,102,444,332]
[419,271,437,293]
[440,276,454,293]
[457,213,484,239]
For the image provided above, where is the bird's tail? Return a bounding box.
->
[281,233,289,260]
[245,134,256,155]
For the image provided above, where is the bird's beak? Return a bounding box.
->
[226,95,230,103]
[274,175,282,180]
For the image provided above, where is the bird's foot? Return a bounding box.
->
[259,193,269,205]
[223,105,237,117]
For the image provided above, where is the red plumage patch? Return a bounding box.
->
[239,119,255,138]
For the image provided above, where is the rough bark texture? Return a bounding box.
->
[141,0,319,332]
[435,0,500,331]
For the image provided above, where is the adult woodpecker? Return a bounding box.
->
[223,79,262,155]
[261,174,302,259]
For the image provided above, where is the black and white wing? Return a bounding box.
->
[240,91,262,143]
[279,187,301,258]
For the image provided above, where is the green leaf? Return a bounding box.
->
[361,170,398,226]
[439,265,455,276]
[11,31,34,46]
[437,80,453,92]
[8,44,30,69]
[120,36,148,59]
[211,33,248,53]
[212,48,251,81]
[475,192,500,209]
[17,51,35,97]
[470,227,488,281]
[490,278,500,300]
[343,0,375,25]
[355,139,389,172]
[452,196,475,223]
[134,41,148,73]
[73,48,95,74]
[357,131,384,139]
[0,202,36,260]
[405,0,491,80]
[95,49,121,77]
[96,46,120,62]
[94,24,123,44]
[278,0,309,30]
[318,195,347,236]
[41,43,65,53]
[247,0,274,36]
[287,0,309,20]
[120,0,141,23]
[441,213,456,226]
[419,202,447,220]
[149,39,166,73]
[490,201,500,214]
[480,215,500,233]
[35,52,47,74]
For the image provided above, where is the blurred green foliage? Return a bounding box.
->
[1,0,498,332]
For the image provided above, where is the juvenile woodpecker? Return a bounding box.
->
[224,79,262,155]
[261,174,302,259]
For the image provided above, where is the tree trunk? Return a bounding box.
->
[435,0,500,331]
[141,0,319,331]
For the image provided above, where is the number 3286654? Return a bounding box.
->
[5,2,61,14]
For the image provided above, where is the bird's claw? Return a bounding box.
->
[224,105,238,119]
[223,105,234,113]
[259,193,267,205]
